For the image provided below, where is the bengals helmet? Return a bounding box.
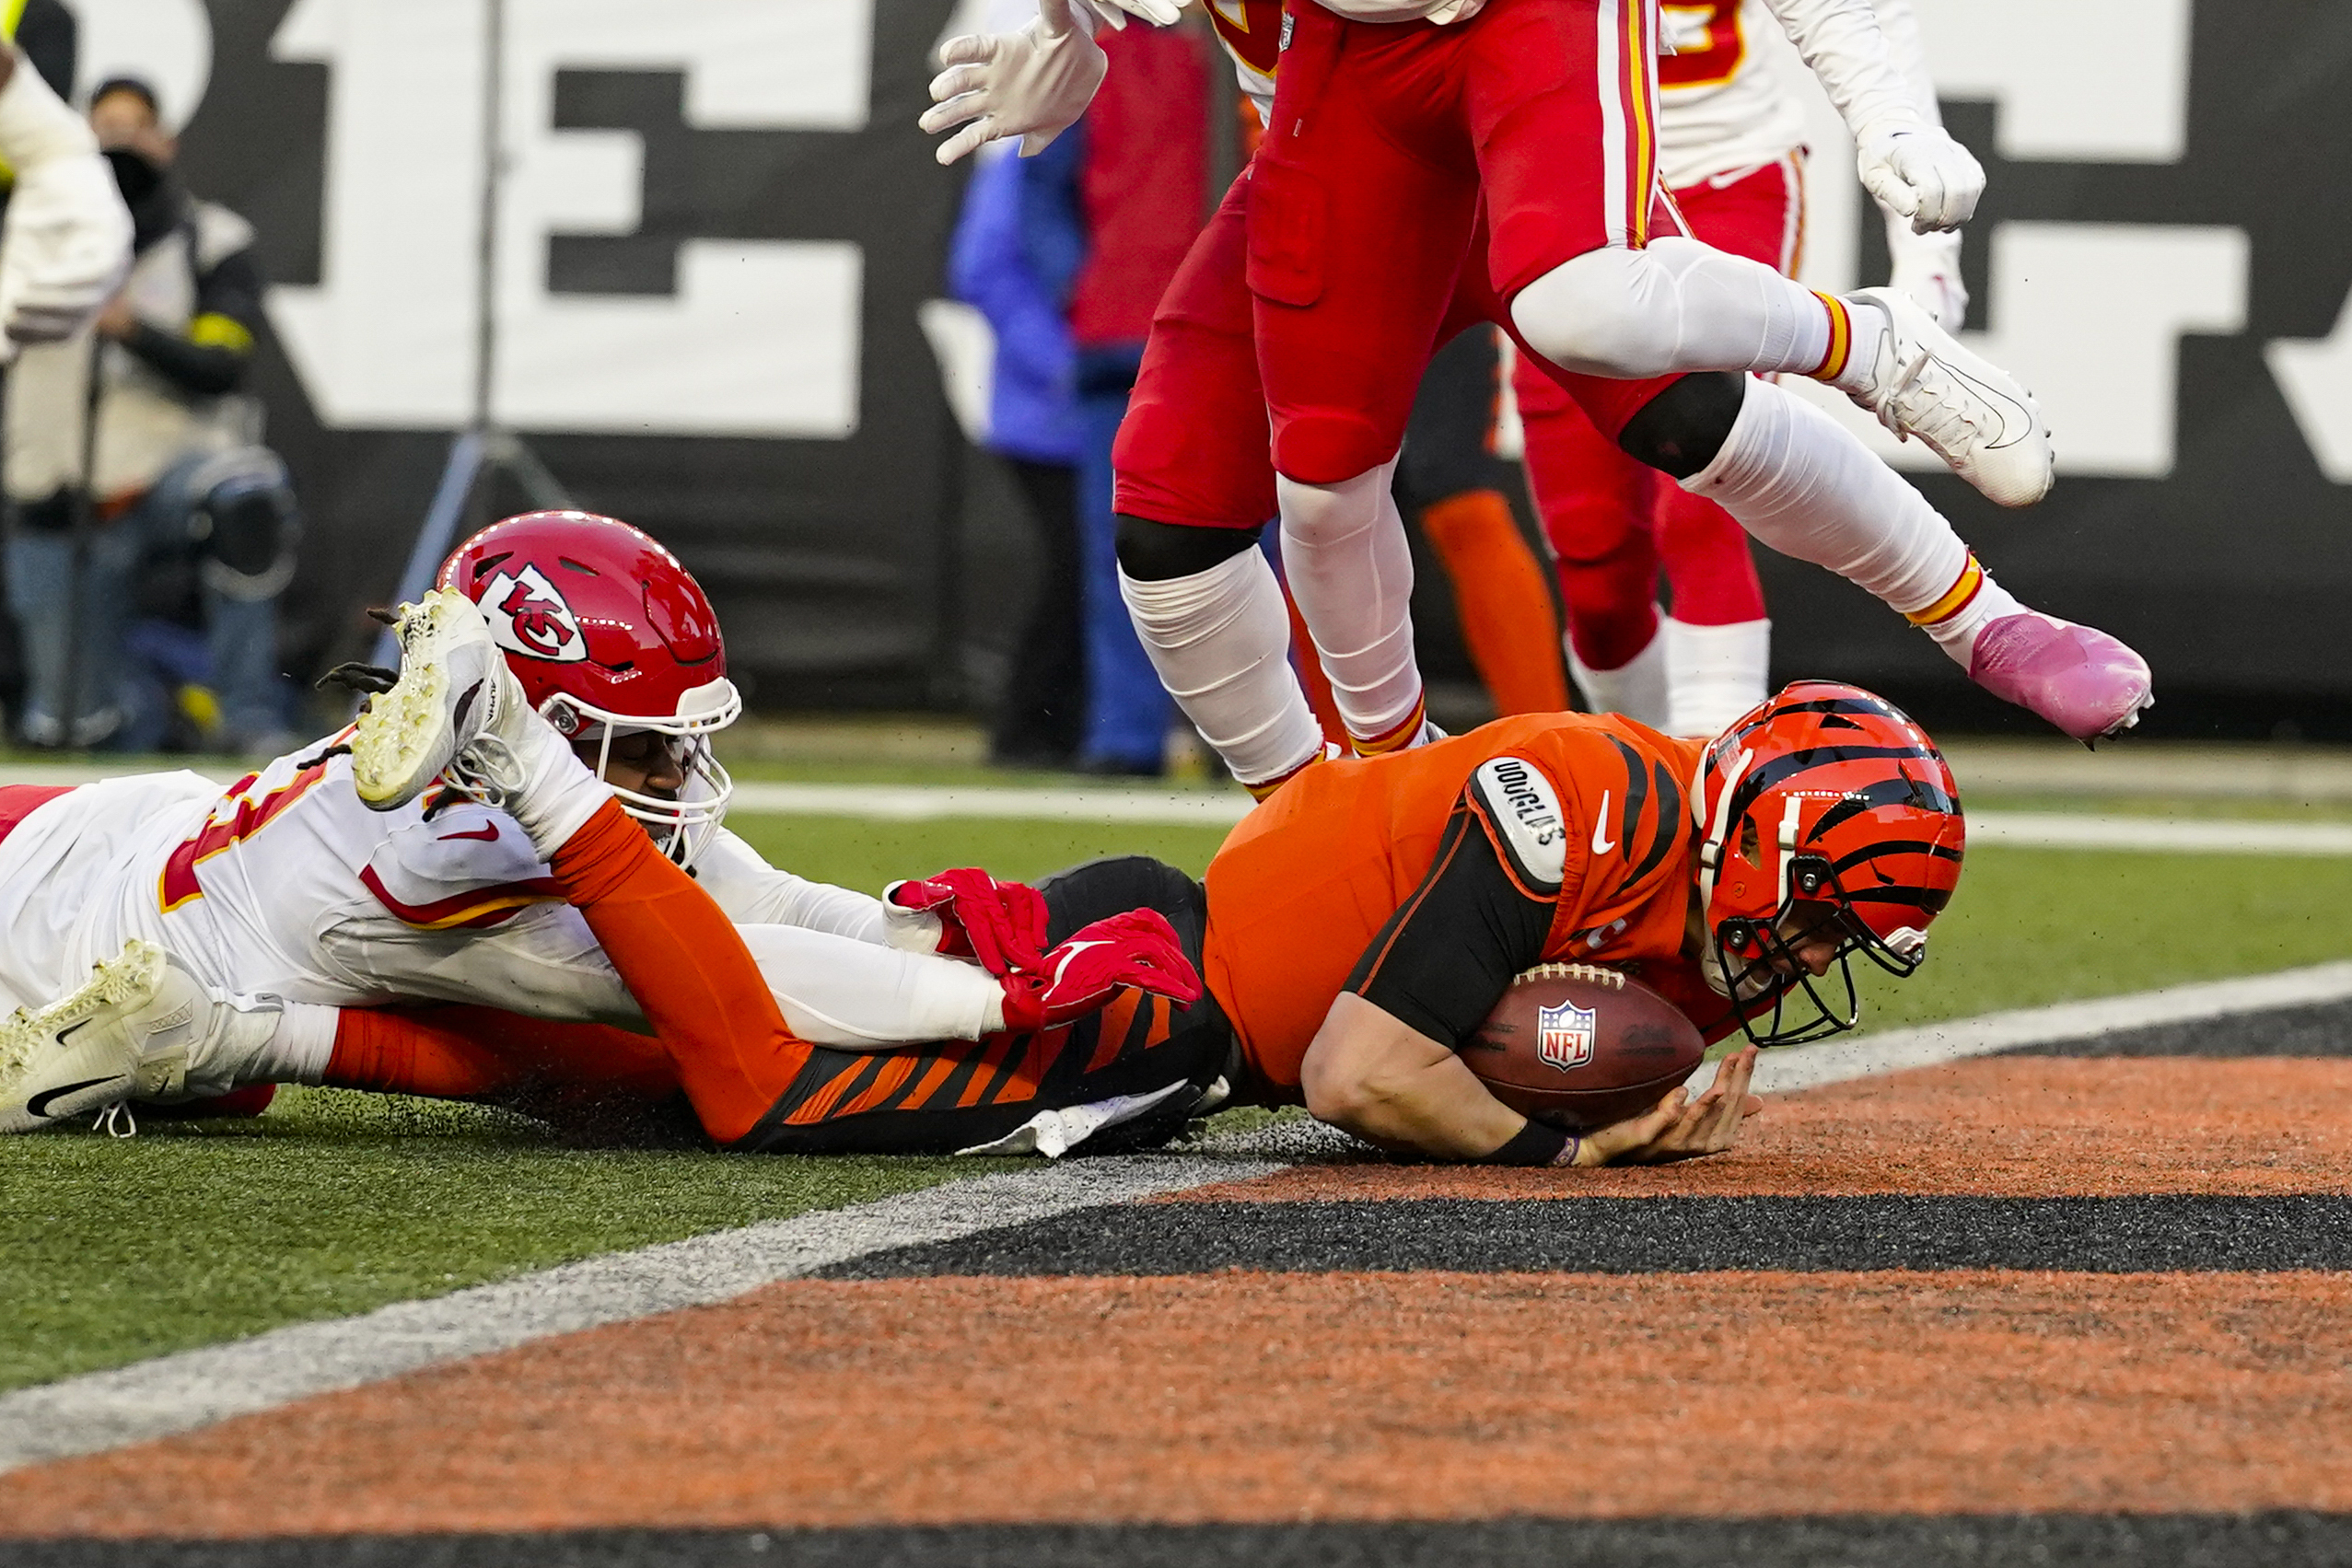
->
[437,511,741,866]
[1691,681,1965,1046]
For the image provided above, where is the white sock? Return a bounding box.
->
[505,705,614,861]
[250,999,339,1086]
[1664,617,1770,738]
[1277,460,1425,745]
[1118,551,1322,788]
[1681,378,1981,668]
[1915,566,2026,665]
[1566,620,1670,730]
[1509,238,1841,380]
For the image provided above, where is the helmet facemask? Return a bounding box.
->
[542,684,740,869]
[1705,854,1929,1047]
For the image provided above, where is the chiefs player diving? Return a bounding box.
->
[4,517,1962,1168]
[0,512,1206,1154]
[923,0,2152,803]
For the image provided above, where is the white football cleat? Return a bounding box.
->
[0,942,282,1133]
[1842,286,2055,508]
[350,588,611,855]
[350,588,513,811]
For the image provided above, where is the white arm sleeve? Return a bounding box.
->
[1762,0,1921,142]
[1867,0,1967,310]
[735,924,1004,1047]
[320,908,1002,1048]
[692,828,937,947]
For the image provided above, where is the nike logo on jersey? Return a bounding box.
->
[439,823,500,843]
[25,1074,122,1119]
[1590,791,1617,854]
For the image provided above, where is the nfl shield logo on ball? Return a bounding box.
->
[1536,1002,1597,1072]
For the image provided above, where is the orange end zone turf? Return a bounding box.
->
[1171,1057,2352,1201]
[5,1271,2352,1538]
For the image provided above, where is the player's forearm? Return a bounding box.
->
[1762,0,1919,142]
[1864,0,1939,128]
[733,923,1002,1047]
[1301,993,1526,1159]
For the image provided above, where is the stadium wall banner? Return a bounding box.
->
[74,0,2352,731]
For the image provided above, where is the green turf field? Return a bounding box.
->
[5,802,2351,1394]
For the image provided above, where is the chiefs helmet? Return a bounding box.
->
[437,511,740,865]
[1691,681,1965,1046]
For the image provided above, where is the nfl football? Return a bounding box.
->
[1463,963,1706,1131]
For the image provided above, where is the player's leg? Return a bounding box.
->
[1462,0,2048,509]
[1512,344,1670,727]
[1253,5,1477,756]
[1643,163,1788,737]
[1400,325,1568,716]
[1113,165,1324,797]
[1473,196,2150,738]
[0,939,339,1132]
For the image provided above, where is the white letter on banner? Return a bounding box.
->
[267,0,869,437]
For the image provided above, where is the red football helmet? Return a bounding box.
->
[437,510,741,865]
[1691,680,1966,1046]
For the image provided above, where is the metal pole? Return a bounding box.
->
[60,329,103,745]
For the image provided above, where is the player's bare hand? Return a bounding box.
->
[1575,1047,1762,1166]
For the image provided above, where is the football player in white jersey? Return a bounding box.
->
[0,511,1206,1146]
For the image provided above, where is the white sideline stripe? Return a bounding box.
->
[5,765,2351,854]
[1751,959,2352,1096]
[0,1153,1277,1476]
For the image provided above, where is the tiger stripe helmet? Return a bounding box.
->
[1692,680,1965,1045]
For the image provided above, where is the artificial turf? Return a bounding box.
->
[4,809,2350,1393]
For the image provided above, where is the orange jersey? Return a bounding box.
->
[1202,712,1711,1098]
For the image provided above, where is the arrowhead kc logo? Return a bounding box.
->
[1536,1001,1597,1073]
[480,566,588,664]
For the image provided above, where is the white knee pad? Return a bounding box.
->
[1511,238,1827,380]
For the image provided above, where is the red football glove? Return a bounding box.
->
[997,909,1205,1033]
[885,867,1051,976]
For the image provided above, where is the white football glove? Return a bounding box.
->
[0,55,132,354]
[1887,224,1968,330]
[1075,0,1183,26]
[1855,123,1984,235]
[922,0,1111,167]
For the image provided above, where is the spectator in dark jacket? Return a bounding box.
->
[949,138,1088,768]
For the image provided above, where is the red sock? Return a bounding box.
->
[550,799,814,1144]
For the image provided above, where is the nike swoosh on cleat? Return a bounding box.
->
[451,679,483,736]
[1590,790,1616,855]
[439,823,500,842]
[1930,357,2034,448]
[26,1075,124,1119]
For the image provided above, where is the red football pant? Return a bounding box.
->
[1116,157,1677,529]
[1517,158,1791,667]
[1250,0,1674,483]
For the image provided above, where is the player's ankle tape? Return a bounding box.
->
[1490,1119,1572,1166]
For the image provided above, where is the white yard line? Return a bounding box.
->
[0,1153,1277,1475]
[6,764,2351,853]
[1750,959,2352,1096]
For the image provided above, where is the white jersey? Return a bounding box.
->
[0,743,1002,1047]
[1656,0,1807,191]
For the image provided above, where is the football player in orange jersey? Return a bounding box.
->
[6,671,1956,1167]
